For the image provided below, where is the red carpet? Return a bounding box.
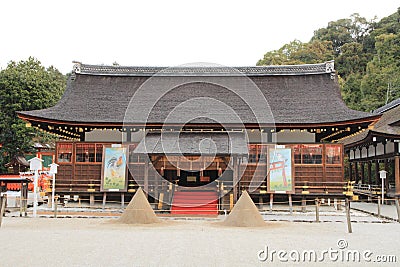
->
[171,191,218,215]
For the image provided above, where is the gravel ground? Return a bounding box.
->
[0,216,399,267]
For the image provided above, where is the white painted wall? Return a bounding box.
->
[246,129,315,143]
[85,129,125,142]
[85,129,317,144]
[246,129,263,143]
[361,147,368,158]
[272,130,315,143]
[376,142,385,156]
[355,149,360,159]
[129,130,146,142]
[387,141,395,154]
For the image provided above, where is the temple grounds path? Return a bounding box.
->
[0,217,399,266]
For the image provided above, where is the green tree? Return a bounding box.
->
[336,42,371,79]
[292,40,334,64]
[0,57,66,173]
[257,9,400,112]
[257,39,333,66]
[360,33,400,110]
[257,40,303,65]
[340,73,364,110]
[312,13,374,55]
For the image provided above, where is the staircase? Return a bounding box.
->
[171,191,219,215]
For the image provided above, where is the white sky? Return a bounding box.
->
[0,0,399,74]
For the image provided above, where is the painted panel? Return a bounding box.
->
[101,147,128,192]
[267,147,294,193]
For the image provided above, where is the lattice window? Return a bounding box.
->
[75,144,95,163]
[57,143,72,163]
[325,144,341,165]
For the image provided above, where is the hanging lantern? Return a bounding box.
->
[160,166,164,176]
[218,167,222,176]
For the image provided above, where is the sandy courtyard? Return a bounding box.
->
[0,217,399,267]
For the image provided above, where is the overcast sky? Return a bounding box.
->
[0,0,398,74]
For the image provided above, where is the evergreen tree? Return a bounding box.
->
[0,57,66,173]
[257,8,400,112]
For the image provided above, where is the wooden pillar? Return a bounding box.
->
[19,181,24,217]
[144,159,149,198]
[233,156,238,202]
[373,143,378,183]
[367,161,372,185]
[22,182,28,217]
[366,146,371,185]
[360,162,365,184]
[395,156,400,195]
[301,197,307,212]
[288,194,293,215]
[267,132,272,143]
[0,194,6,227]
[382,141,387,189]
[126,130,131,142]
[345,198,352,233]
[258,196,263,209]
[269,194,274,212]
[375,160,380,186]
[102,192,107,209]
[384,159,389,191]
[349,162,353,181]
[89,194,95,207]
[391,159,396,190]
[153,167,158,205]
[79,133,85,142]
[354,161,359,183]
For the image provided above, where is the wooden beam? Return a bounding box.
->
[354,161,359,182]
[144,159,149,197]
[368,161,372,185]
[349,162,353,181]
[0,194,7,227]
[395,156,400,195]
[360,161,365,184]
[232,156,240,203]
[384,159,389,191]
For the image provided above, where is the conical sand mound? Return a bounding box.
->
[221,191,265,227]
[117,188,160,224]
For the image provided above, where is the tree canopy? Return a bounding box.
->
[0,57,66,173]
[257,40,334,66]
[257,8,400,112]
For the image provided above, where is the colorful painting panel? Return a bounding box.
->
[268,147,294,193]
[101,147,128,192]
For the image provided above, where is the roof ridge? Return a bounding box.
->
[71,61,335,77]
[373,98,400,114]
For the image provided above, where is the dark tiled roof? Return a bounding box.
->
[75,62,333,76]
[373,98,400,114]
[5,156,30,167]
[342,102,400,146]
[134,132,247,155]
[19,62,374,126]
